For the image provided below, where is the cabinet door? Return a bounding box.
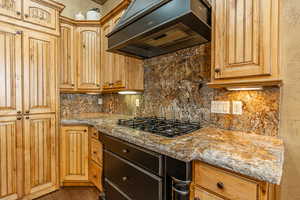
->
[60,126,89,182]
[0,116,23,200]
[89,161,103,191]
[0,0,22,19]
[0,24,22,116]
[111,12,126,89]
[101,20,114,90]
[23,114,58,198]
[23,31,56,114]
[213,0,278,79]
[23,0,57,29]
[194,187,224,200]
[77,27,101,90]
[59,23,76,90]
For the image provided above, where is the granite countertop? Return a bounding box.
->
[61,113,284,185]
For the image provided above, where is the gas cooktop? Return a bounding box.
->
[117,117,201,138]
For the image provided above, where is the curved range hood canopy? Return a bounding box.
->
[107,0,212,59]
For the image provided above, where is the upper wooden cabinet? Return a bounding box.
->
[0,25,23,116]
[0,0,22,19]
[23,30,57,114]
[100,6,144,93]
[59,18,101,93]
[0,0,64,36]
[59,23,76,90]
[208,0,281,88]
[77,26,101,90]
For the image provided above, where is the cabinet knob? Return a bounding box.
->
[16,31,22,35]
[17,117,22,120]
[93,151,97,154]
[25,14,29,18]
[96,84,100,87]
[71,84,75,87]
[25,116,30,120]
[16,11,21,15]
[122,149,128,153]
[215,68,221,73]
[122,176,128,181]
[25,110,30,114]
[84,129,87,132]
[17,111,22,114]
[217,182,224,189]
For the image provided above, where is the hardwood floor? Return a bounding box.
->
[35,187,100,200]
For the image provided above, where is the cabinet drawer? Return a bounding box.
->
[194,186,224,200]
[105,179,130,200]
[23,0,57,29]
[89,161,103,191]
[194,162,258,200]
[104,150,163,200]
[91,138,103,165]
[103,134,163,176]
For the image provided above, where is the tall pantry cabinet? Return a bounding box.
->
[0,0,64,200]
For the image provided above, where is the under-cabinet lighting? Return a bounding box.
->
[118,91,141,95]
[226,86,263,91]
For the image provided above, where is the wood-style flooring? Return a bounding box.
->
[35,187,100,200]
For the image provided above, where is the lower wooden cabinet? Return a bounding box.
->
[23,114,58,199]
[60,125,103,191]
[192,161,276,200]
[60,126,89,184]
[194,187,224,200]
[0,116,23,200]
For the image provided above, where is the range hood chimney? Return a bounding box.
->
[107,0,211,59]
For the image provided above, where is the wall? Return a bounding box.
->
[54,0,102,19]
[279,0,300,199]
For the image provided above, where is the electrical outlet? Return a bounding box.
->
[136,99,140,107]
[232,101,243,115]
[211,101,230,114]
[98,98,103,105]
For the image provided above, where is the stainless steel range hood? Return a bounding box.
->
[107,0,211,59]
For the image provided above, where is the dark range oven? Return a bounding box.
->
[102,134,192,200]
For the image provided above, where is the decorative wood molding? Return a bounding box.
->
[207,79,283,88]
[32,0,65,12]
[91,0,108,5]
[100,0,131,25]
[60,16,101,26]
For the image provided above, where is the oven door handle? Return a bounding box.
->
[172,187,189,195]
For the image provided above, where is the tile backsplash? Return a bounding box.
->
[60,43,280,136]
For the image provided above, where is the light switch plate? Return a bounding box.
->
[136,99,140,107]
[98,98,103,105]
[211,101,230,114]
[232,101,243,115]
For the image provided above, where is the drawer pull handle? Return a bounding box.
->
[217,182,224,189]
[122,176,128,181]
[122,149,128,153]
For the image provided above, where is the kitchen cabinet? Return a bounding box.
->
[60,126,89,184]
[0,0,63,36]
[24,114,58,199]
[23,30,57,114]
[59,23,76,90]
[77,26,101,90]
[60,125,103,191]
[0,25,22,116]
[208,0,281,88]
[23,0,57,29]
[100,4,144,93]
[0,18,58,200]
[0,0,22,19]
[0,116,23,200]
[59,17,101,93]
[192,161,275,200]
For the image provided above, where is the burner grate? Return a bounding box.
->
[118,117,201,138]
